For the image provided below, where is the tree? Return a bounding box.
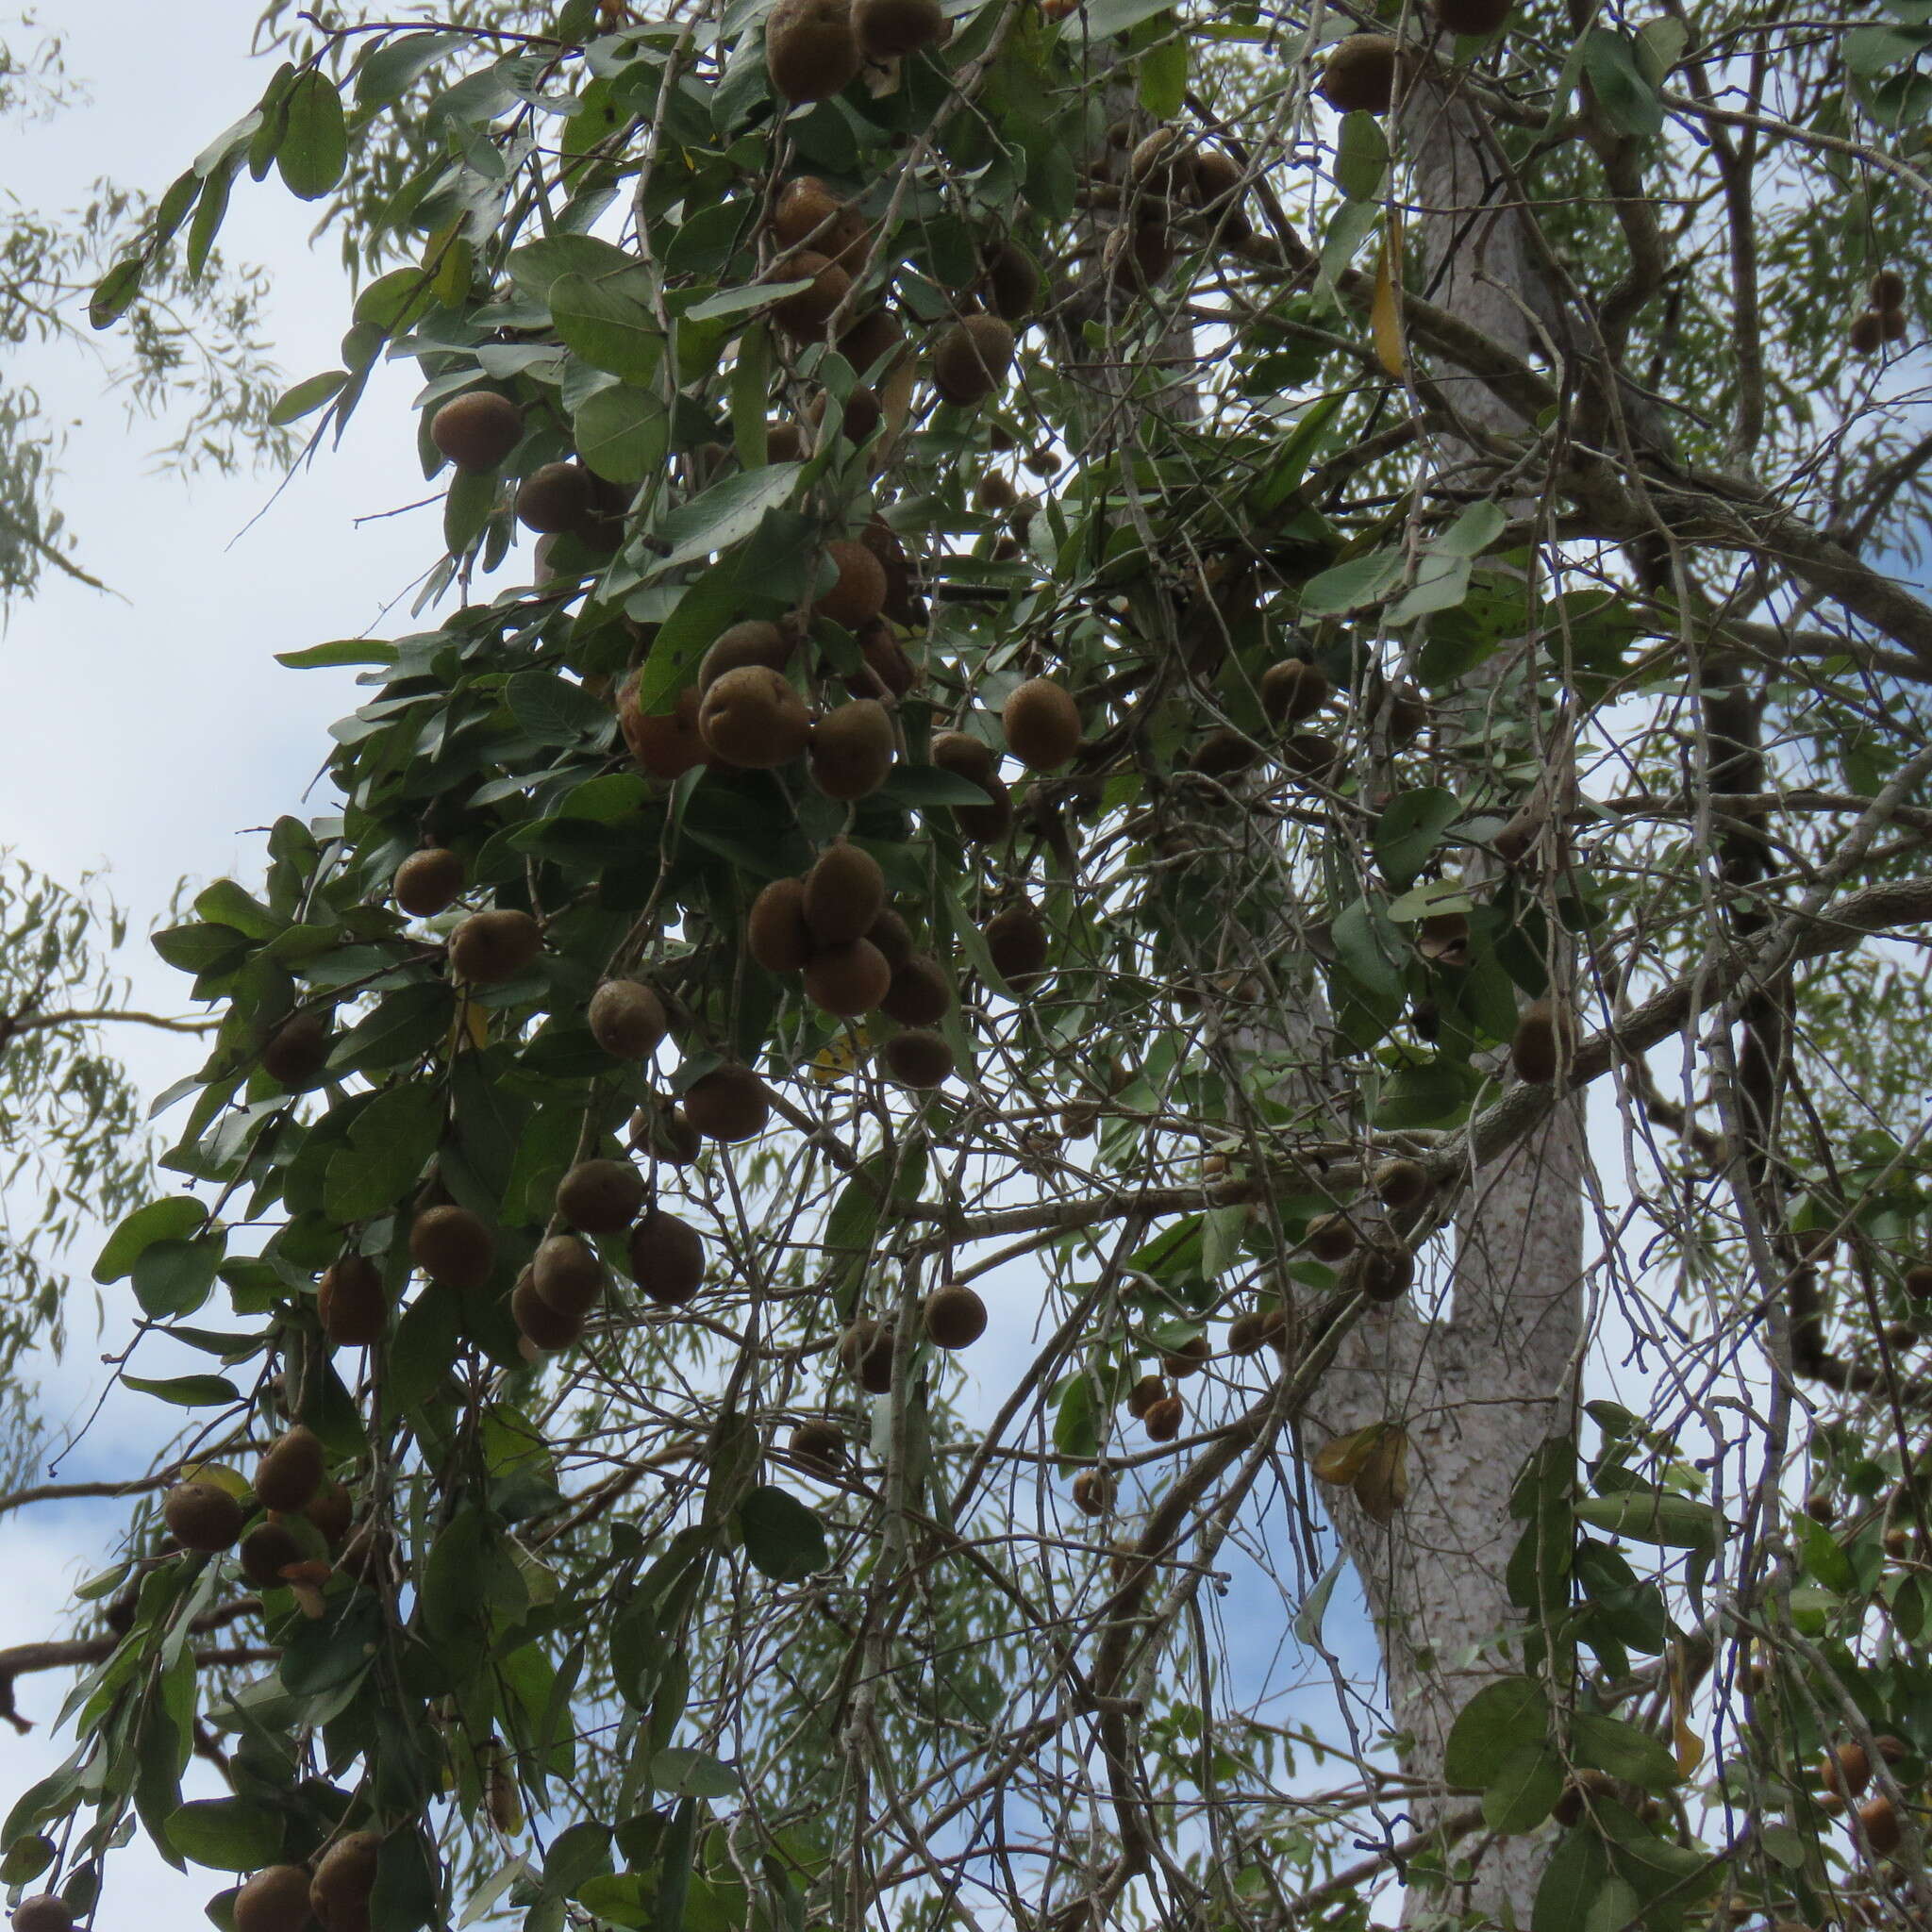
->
[7,2,1932,1929]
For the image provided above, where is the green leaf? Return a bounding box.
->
[165,1799,283,1872]
[680,282,808,325]
[277,73,348,200]
[132,1235,225,1321]
[1137,35,1188,119]
[1373,788,1462,891]
[1574,1489,1724,1549]
[1570,1712,1682,1790]
[734,1486,827,1581]
[1053,1374,1098,1458]
[194,879,281,940]
[1067,0,1174,37]
[1330,895,1405,1001]
[123,1374,241,1408]
[1442,1674,1550,1789]
[1533,1830,1609,1932]
[632,559,745,714]
[1291,1554,1347,1648]
[506,669,614,746]
[508,234,653,307]
[90,257,144,330]
[1373,1061,1473,1129]
[269,370,347,425]
[1300,546,1403,617]
[1384,553,1473,626]
[1581,29,1665,139]
[97,1197,208,1283]
[356,29,465,106]
[550,272,663,384]
[655,464,802,570]
[152,921,253,974]
[275,639,397,670]
[372,1828,439,1932]
[325,1083,443,1222]
[1438,500,1508,557]
[877,766,1003,809]
[1335,111,1389,201]
[1483,1741,1563,1834]
[574,386,668,483]
[646,1747,740,1799]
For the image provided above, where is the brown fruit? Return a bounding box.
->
[1384,683,1427,745]
[881,954,952,1026]
[1552,1768,1616,1827]
[239,1521,306,1591]
[431,391,524,473]
[808,384,882,445]
[790,1419,845,1471]
[1878,1733,1908,1763]
[1306,1213,1356,1263]
[1125,1374,1166,1420]
[1002,677,1081,770]
[1355,1242,1415,1304]
[768,250,852,339]
[1850,309,1884,356]
[931,730,997,788]
[319,1254,386,1345]
[306,1481,353,1546]
[1892,308,1919,343]
[1190,148,1250,238]
[924,1281,987,1348]
[932,315,1015,408]
[699,664,811,768]
[766,0,861,102]
[395,846,465,917]
[773,177,868,264]
[855,0,944,53]
[1191,727,1258,779]
[1374,1158,1428,1210]
[956,774,1014,840]
[684,1064,771,1142]
[1280,731,1342,783]
[262,1009,332,1090]
[1430,0,1510,32]
[629,1208,706,1306]
[699,619,792,691]
[867,908,913,970]
[804,841,887,944]
[1858,1792,1901,1857]
[804,938,892,1018]
[1144,1394,1184,1442]
[10,1903,72,1932]
[839,1317,896,1393]
[532,1235,607,1317]
[841,308,905,376]
[749,877,815,973]
[235,1867,316,1932]
[1259,658,1331,725]
[512,1271,584,1351]
[1510,999,1575,1085]
[1161,1334,1211,1378]
[1319,34,1399,113]
[515,461,596,536]
[819,540,889,629]
[163,1482,244,1553]
[255,1426,325,1514]
[1072,1469,1111,1516]
[1806,1491,1837,1525]
[810,699,896,800]
[983,241,1041,324]
[1824,1740,1874,1797]
[1872,268,1907,308]
[589,979,668,1059]
[1227,1307,1288,1357]
[767,421,807,463]
[855,619,917,698]
[1907,1263,1932,1298]
[310,1833,382,1932]
[1886,1525,1911,1558]
[1128,126,1189,195]
[984,904,1049,990]
[409,1204,495,1290]
[449,908,542,985]
[636,1106,701,1166]
[621,678,712,781]
[884,1028,954,1089]
[976,471,1017,512]
[557,1158,647,1234]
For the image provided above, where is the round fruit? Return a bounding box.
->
[1161,1335,1211,1378]
[856,620,917,697]
[557,1158,647,1234]
[11,1902,73,1932]
[1872,268,1907,308]
[319,1254,386,1346]
[262,1009,331,1090]
[1357,1243,1415,1303]
[698,665,812,768]
[306,1482,353,1545]
[867,908,913,969]
[766,0,862,102]
[1144,1394,1185,1442]
[590,979,669,1059]
[255,1425,325,1514]
[772,177,868,263]
[819,540,889,629]
[1191,728,1258,779]
[629,1208,706,1306]
[1882,308,1909,342]
[842,308,905,376]
[684,1064,772,1142]
[1280,731,1342,783]
[1824,1740,1873,1797]
[239,1521,306,1591]
[839,1317,895,1393]
[1228,1307,1289,1356]
[515,461,596,536]
[164,1481,244,1553]
[931,730,997,787]
[234,1867,315,1932]
[809,698,897,803]
[310,1833,382,1932]
[1849,310,1884,356]
[431,391,524,473]
[984,904,1048,990]
[1907,1262,1932,1298]
[1374,1158,1428,1210]
[749,877,815,974]
[1430,0,1510,33]
[768,422,807,462]
[954,774,1014,842]
[854,0,944,56]
[449,908,542,985]
[1319,34,1400,113]
[1260,658,1331,725]
[699,619,792,691]
[881,955,952,1026]
[512,1272,584,1351]
[532,1236,606,1317]
[790,1419,845,1471]
[634,1106,701,1166]
[884,1028,954,1089]
[1509,999,1574,1085]
[1125,1374,1166,1419]
[805,939,892,1018]
[409,1204,495,1290]
[1306,1213,1356,1263]
[768,250,852,338]
[395,846,465,917]
[932,315,1016,407]
[924,1282,987,1349]
[983,241,1041,323]
[1072,1470,1111,1516]
[1128,125,1189,194]
[621,678,711,781]
[804,841,887,944]
[1002,677,1081,770]
[1858,1792,1902,1857]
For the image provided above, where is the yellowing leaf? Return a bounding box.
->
[1353,1425,1410,1523]
[1312,1424,1381,1486]
[448,997,490,1057]
[810,1026,870,1084]
[178,1461,248,1499]
[1372,214,1404,379]
[1669,1643,1705,1774]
